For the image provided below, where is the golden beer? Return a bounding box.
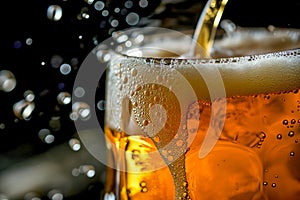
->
[103,27,300,200]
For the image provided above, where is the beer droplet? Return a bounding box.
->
[263,181,268,186]
[283,119,289,125]
[291,119,296,124]
[276,134,282,140]
[47,5,63,21]
[264,94,270,100]
[176,140,183,147]
[151,84,158,90]
[290,151,295,156]
[123,76,128,84]
[142,120,148,126]
[154,136,160,143]
[288,131,295,137]
[141,188,148,193]
[144,90,150,96]
[131,68,137,76]
[153,96,159,102]
[162,149,167,156]
[140,181,147,187]
[271,183,276,187]
[183,181,188,187]
[133,102,138,107]
[168,156,174,162]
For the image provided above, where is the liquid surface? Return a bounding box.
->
[104,29,300,200]
[105,90,300,200]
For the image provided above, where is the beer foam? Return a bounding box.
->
[183,49,300,100]
[105,28,300,131]
[212,27,300,57]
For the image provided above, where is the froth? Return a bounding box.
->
[105,28,300,132]
[212,27,300,57]
[186,50,300,99]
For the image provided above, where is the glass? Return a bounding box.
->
[101,3,300,200]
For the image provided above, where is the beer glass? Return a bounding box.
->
[101,8,300,200]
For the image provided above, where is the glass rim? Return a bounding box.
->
[109,26,300,63]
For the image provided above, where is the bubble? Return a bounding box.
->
[290,151,295,156]
[140,181,147,187]
[166,156,173,162]
[0,123,5,130]
[74,87,85,98]
[134,34,144,44]
[110,19,119,27]
[47,5,63,21]
[131,68,137,76]
[176,140,183,147]
[288,131,295,137]
[72,168,80,177]
[263,181,268,186]
[271,183,276,188]
[141,188,148,192]
[94,1,105,11]
[97,100,106,110]
[57,92,71,105]
[86,0,94,5]
[139,0,148,8]
[123,76,128,84]
[25,38,33,45]
[47,190,63,200]
[13,40,22,49]
[24,90,35,102]
[153,96,159,102]
[60,63,72,75]
[0,70,17,92]
[154,136,160,143]
[24,192,41,200]
[124,0,133,8]
[142,120,149,126]
[283,119,289,125]
[126,12,139,26]
[49,116,61,131]
[69,138,81,151]
[102,10,109,17]
[183,181,188,187]
[71,57,79,67]
[79,165,96,178]
[38,129,55,144]
[96,50,111,62]
[80,7,90,19]
[144,90,150,96]
[276,134,282,140]
[72,102,91,120]
[291,119,296,124]
[51,55,63,68]
[114,7,120,13]
[13,100,35,120]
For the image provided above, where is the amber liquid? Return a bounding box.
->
[104,88,300,200]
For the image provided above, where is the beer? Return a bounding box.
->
[103,27,300,200]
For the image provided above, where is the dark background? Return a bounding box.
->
[0,0,299,199]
